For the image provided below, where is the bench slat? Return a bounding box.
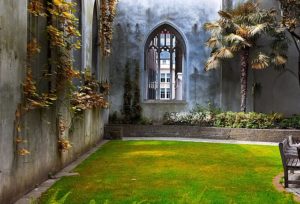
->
[286,158,300,167]
[279,138,300,188]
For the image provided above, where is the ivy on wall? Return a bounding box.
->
[71,70,110,113]
[122,60,143,124]
[122,61,132,123]
[100,0,118,56]
[16,0,116,156]
[131,60,142,122]
[47,0,81,89]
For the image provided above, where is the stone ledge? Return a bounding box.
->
[104,125,300,143]
[142,100,187,104]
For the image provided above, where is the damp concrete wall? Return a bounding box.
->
[252,0,300,115]
[221,0,300,115]
[109,0,300,120]
[0,0,108,203]
[109,0,223,121]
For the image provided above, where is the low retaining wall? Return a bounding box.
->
[104,125,300,142]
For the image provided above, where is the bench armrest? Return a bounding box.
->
[297,147,300,159]
[289,135,300,147]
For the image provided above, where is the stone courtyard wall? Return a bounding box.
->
[109,0,300,121]
[0,0,108,203]
[109,0,222,120]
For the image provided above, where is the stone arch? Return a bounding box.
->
[92,1,99,80]
[144,22,188,56]
[144,22,188,101]
[73,0,83,72]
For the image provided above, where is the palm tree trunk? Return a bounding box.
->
[289,31,300,86]
[298,55,300,86]
[240,48,250,112]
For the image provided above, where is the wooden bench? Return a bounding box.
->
[288,135,300,147]
[279,138,300,187]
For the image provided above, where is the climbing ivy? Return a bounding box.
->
[47,0,81,89]
[71,70,109,113]
[131,60,142,122]
[122,61,132,123]
[100,0,118,56]
[18,0,117,156]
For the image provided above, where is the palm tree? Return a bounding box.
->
[204,1,288,112]
[278,0,300,85]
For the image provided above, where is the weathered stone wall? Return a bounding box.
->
[109,0,300,121]
[0,0,108,203]
[109,0,222,120]
[105,124,300,143]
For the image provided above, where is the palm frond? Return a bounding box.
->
[216,47,234,58]
[251,52,270,69]
[203,22,220,31]
[218,10,233,20]
[224,33,245,43]
[269,9,277,17]
[241,40,252,48]
[272,54,287,65]
[248,12,263,24]
[205,37,219,48]
[229,45,241,52]
[205,56,220,71]
[250,23,267,36]
[218,18,234,29]
[236,25,250,38]
[231,2,258,16]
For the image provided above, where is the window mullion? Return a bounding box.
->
[157,34,161,100]
[170,35,174,100]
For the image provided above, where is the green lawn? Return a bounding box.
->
[40,141,296,204]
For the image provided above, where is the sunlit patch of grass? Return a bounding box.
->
[40,141,296,204]
[124,150,176,157]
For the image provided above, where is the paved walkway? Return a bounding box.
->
[285,173,300,198]
[123,137,278,146]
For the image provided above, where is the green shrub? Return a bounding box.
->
[280,115,300,129]
[163,105,287,129]
[122,61,132,123]
[109,111,122,124]
[136,117,153,125]
[214,112,236,128]
[163,112,193,125]
[214,112,281,129]
[131,60,142,122]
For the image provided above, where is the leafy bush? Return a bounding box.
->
[163,104,218,126]
[136,117,153,125]
[163,104,289,129]
[190,103,221,115]
[279,115,300,129]
[109,111,152,125]
[214,112,282,129]
[163,112,192,125]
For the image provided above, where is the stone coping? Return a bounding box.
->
[105,124,300,143]
[142,100,187,104]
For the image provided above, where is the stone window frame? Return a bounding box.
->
[143,23,187,102]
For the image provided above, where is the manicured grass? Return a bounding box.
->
[40,141,296,204]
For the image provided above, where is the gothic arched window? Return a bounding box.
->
[73,0,82,73]
[92,2,99,80]
[145,24,186,101]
